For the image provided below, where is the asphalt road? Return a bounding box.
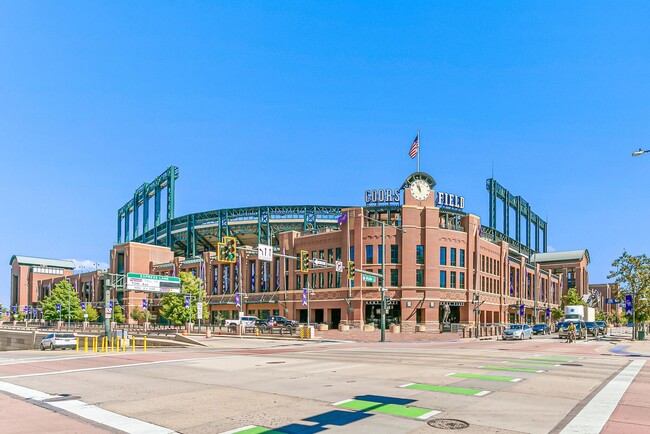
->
[0,334,641,433]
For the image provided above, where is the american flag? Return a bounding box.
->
[409,134,419,159]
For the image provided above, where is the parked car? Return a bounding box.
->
[224,316,259,332]
[40,333,76,350]
[596,321,606,334]
[256,316,298,332]
[532,324,551,335]
[558,321,587,340]
[584,321,600,337]
[502,324,533,340]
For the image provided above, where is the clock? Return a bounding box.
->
[410,179,431,201]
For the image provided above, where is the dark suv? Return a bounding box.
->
[265,316,298,328]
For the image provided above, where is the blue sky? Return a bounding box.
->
[1,2,649,306]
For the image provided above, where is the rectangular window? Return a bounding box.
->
[416,269,424,287]
[378,245,383,264]
[328,249,333,263]
[311,273,317,289]
[117,252,125,274]
[450,248,457,266]
[335,247,341,260]
[390,269,399,286]
[366,245,373,264]
[450,271,456,288]
[481,255,485,272]
[350,246,354,262]
[319,272,324,289]
[460,272,465,289]
[390,245,399,263]
[336,272,341,288]
[440,270,447,288]
[460,249,465,267]
[296,275,301,290]
[440,247,447,266]
[416,245,424,264]
[328,272,333,288]
[319,250,325,260]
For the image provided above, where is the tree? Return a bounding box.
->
[39,280,82,322]
[595,311,607,322]
[608,251,650,335]
[551,307,564,321]
[84,304,100,322]
[130,306,146,322]
[561,287,585,309]
[160,272,208,326]
[113,304,125,323]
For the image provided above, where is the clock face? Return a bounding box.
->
[410,179,430,201]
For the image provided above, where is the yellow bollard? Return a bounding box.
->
[93,337,98,352]
[132,336,135,352]
[103,337,107,352]
[122,338,126,352]
[143,335,147,352]
[76,337,79,352]
[111,337,115,352]
[84,337,88,353]
[117,337,121,352]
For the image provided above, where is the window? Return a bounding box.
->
[390,269,399,286]
[390,245,399,263]
[296,275,301,290]
[311,273,316,289]
[440,247,447,266]
[336,272,341,288]
[335,247,341,260]
[328,249,333,263]
[481,255,485,272]
[416,269,424,287]
[350,246,354,261]
[460,272,465,289]
[450,248,457,266]
[450,271,456,288]
[319,250,325,260]
[440,270,447,288]
[378,245,383,264]
[416,245,424,264]
[366,245,374,264]
[328,272,333,288]
[319,272,324,289]
[117,252,125,274]
[460,249,465,267]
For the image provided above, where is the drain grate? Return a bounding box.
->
[427,419,470,430]
[43,394,81,403]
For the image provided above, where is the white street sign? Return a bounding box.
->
[335,260,343,272]
[197,302,203,320]
[312,258,327,267]
[257,244,273,262]
[126,273,181,293]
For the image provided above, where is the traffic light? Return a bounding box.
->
[218,236,237,263]
[347,261,355,280]
[300,250,309,273]
[383,294,391,303]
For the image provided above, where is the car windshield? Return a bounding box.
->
[585,322,596,327]
[508,325,524,330]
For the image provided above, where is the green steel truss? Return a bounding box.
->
[117,166,179,243]
[486,178,547,253]
[131,205,349,258]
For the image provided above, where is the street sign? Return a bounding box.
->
[257,244,273,262]
[142,299,147,308]
[81,302,86,311]
[184,296,190,308]
[312,258,327,267]
[56,304,61,312]
[126,273,181,293]
[606,298,617,304]
[109,301,113,309]
[519,305,525,316]
[362,274,377,283]
[197,302,203,320]
[625,295,633,315]
[335,260,343,272]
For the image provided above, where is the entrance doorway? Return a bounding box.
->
[330,308,341,328]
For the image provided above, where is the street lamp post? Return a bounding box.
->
[358,213,406,343]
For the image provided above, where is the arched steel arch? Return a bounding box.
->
[130,205,350,258]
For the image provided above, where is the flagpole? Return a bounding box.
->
[417,129,420,172]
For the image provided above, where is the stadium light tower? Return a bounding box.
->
[632,148,650,157]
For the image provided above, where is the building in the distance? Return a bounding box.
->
[9,167,592,330]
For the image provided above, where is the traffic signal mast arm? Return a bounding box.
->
[235,246,382,279]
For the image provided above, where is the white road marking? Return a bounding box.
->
[560,359,646,434]
[0,380,176,433]
[0,356,219,379]
[332,398,354,406]
[418,409,441,419]
[475,390,491,397]
[399,383,415,388]
[220,426,260,434]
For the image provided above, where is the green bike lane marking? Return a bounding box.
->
[221,425,284,434]
[333,399,440,420]
[400,382,491,396]
[446,372,522,382]
[503,360,559,367]
[479,365,544,373]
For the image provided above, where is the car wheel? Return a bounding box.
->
[50,343,55,351]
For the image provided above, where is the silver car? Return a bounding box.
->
[502,324,533,340]
[40,333,77,350]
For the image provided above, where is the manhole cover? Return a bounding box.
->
[43,394,81,403]
[561,363,583,367]
[427,419,470,430]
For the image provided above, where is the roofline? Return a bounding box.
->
[9,255,76,268]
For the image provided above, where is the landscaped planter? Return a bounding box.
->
[416,324,426,332]
[363,324,375,332]
[338,324,350,332]
[389,324,401,333]
[318,324,329,331]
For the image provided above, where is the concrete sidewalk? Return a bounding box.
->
[601,355,650,433]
